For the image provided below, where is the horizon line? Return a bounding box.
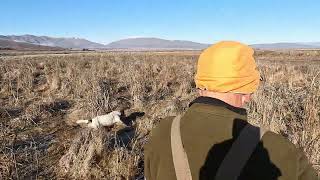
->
[1,33,319,45]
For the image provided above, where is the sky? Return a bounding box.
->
[1,0,319,44]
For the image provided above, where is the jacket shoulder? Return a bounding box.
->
[262,131,318,179]
[263,131,298,152]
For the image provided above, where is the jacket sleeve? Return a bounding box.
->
[297,150,318,180]
[144,144,152,180]
[144,116,175,180]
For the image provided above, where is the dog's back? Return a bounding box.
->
[95,111,121,126]
[76,111,122,129]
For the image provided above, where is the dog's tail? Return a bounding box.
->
[76,120,90,124]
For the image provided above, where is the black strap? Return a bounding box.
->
[215,124,266,180]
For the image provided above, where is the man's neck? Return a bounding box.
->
[198,91,244,108]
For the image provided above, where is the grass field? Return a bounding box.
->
[0,50,319,179]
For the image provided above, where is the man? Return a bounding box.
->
[144,41,318,180]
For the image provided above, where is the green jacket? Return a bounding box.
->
[144,97,318,180]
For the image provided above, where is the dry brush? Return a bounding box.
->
[0,51,319,179]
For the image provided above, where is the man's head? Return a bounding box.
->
[195,41,260,108]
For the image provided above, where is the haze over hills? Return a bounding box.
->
[1,34,320,50]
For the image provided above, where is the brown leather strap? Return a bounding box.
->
[215,124,267,180]
[171,115,193,180]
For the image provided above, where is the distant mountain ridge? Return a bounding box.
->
[105,37,210,49]
[251,42,320,49]
[1,34,320,50]
[0,34,105,49]
[0,38,64,51]
[0,35,209,50]
[300,42,320,47]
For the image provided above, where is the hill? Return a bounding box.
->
[251,43,320,49]
[0,38,64,51]
[105,37,210,50]
[0,35,105,49]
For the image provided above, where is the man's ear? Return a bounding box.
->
[241,94,252,104]
[198,89,204,96]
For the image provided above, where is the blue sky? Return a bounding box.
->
[1,0,319,44]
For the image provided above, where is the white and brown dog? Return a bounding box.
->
[76,111,122,129]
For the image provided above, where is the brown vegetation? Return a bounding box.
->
[0,51,319,179]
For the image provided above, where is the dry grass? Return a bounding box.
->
[0,51,319,179]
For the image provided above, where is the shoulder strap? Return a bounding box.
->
[215,124,267,180]
[171,115,193,180]
[171,115,267,180]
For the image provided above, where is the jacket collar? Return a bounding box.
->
[189,96,247,115]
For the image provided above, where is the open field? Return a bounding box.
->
[0,51,319,179]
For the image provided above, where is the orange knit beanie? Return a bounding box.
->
[195,41,260,94]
